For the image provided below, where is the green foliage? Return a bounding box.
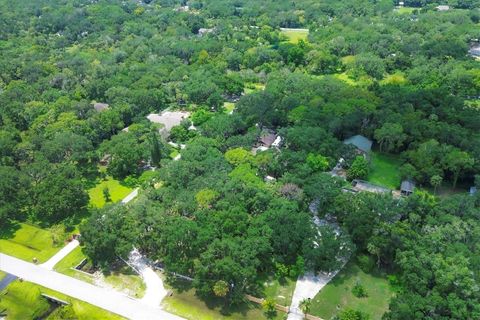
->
[225,148,253,166]
[195,188,219,208]
[337,309,370,320]
[347,156,370,181]
[261,298,277,318]
[356,255,375,273]
[306,153,330,172]
[352,282,368,298]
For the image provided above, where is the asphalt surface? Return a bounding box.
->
[0,253,184,320]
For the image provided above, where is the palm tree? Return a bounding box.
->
[430,175,443,195]
[299,298,312,317]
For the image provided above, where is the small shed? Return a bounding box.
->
[343,135,373,155]
[93,102,109,112]
[400,180,415,196]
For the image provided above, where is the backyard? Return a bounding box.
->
[309,262,394,320]
[88,176,133,208]
[0,223,61,263]
[0,280,124,320]
[367,152,402,190]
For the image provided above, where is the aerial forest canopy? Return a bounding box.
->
[0,0,479,319]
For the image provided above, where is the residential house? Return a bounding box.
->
[343,135,373,156]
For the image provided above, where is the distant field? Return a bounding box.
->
[0,280,124,320]
[0,223,60,263]
[368,152,402,190]
[394,6,416,14]
[88,176,133,208]
[280,28,309,43]
[244,82,265,95]
[310,263,394,320]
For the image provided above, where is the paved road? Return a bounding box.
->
[287,271,337,320]
[128,249,169,307]
[0,253,184,320]
[122,188,139,204]
[41,239,80,270]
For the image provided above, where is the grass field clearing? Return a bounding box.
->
[368,152,402,189]
[280,28,309,43]
[310,263,394,320]
[0,223,60,263]
[88,176,133,208]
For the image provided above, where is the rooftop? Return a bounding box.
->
[401,180,415,192]
[343,135,373,153]
[147,110,190,132]
[93,102,109,112]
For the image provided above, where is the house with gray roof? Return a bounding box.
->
[343,135,373,155]
[93,102,109,112]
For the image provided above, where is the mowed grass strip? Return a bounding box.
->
[310,263,394,320]
[0,223,60,263]
[368,152,402,190]
[88,176,132,208]
[0,280,124,320]
[53,246,94,283]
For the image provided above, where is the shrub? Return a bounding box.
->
[357,254,375,273]
[352,281,368,298]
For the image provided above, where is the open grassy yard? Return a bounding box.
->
[103,266,146,298]
[280,28,309,43]
[310,263,394,320]
[0,223,60,263]
[262,276,296,307]
[162,283,283,320]
[0,280,124,320]
[244,82,265,95]
[54,247,145,297]
[54,246,94,283]
[88,176,133,208]
[368,152,402,190]
[0,271,5,281]
[394,6,416,14]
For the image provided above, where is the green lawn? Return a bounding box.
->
[0,280,124,320]
[88,176,133,208]
[53,246,94,283]
[310,263,394,320]
[368,153,402,190]
[244,82,265,95]
[54,247,145,297]
[280,28,309,43]
[162,282,283,320]
[0,271,5,281]
[262,277,296,307]
[104,266,146,298]
[0,223,61,263]
[394,6,416,14]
